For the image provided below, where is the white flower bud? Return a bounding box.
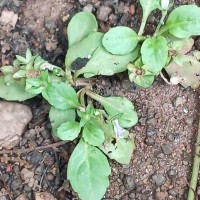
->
[161,0,170,10]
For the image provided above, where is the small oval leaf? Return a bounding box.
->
[82,123,105,146]
[164,5,200,38]
[42,82,80,110]
[57,121,81,141]
[141,36,168,73]
[102,26,138,55]
[49,106,76,136]
[67,12,98,47]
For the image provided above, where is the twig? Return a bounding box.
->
[187,114,200,200]
[0,141,68,155]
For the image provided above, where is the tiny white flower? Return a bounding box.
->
[113,119,125,138]
[161,0,169,10]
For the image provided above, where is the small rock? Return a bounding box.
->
[147,129,158,137]
[161,144,173,155]
[152,174,166,186]
[47,172,55,182]
[146,117,157,126]
[109,13,117,25]
[123,174,136,190]
[97,6,112,22]
[83,4,93,12]
[16,194,28,200]
[168,189,178,197]
[23,184,32,192]
[0,101,32,149]
[145,137,155,146]
[0,9,18,27]
[11,178,23,190]
[174,96,187,106]
[167,169,177,179]
[117,2,124,13]
[41,129,51,139]
[21,168,34,182]
[155,191,168,199]
[129,192,136,199]
[154,150,164,159]
[35,192,57,200]
[13,0,20,7]
[45,42,57,52]
[129,5,135,15]
[45,17,56,31]
[165,133,175,142]
[185,116,194,125]
[35,166,43,175]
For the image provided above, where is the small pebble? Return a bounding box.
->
[123,174,136,190]
[83,4,93,12]
[152,174,166,186]
[167,169,177,179]
[97,6,112,22]
[161,144,173,155]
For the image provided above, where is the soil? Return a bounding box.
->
[0,0,200,200]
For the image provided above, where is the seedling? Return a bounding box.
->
[0,0,200,200]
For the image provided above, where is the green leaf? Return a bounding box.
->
[129,73,154,88]
[49,106,75,136]
[57,121,81,141]
[13,70,26,78]
[102,26,138,55]
[67,12,98,47]
[163,5,200,38]
[82,123,105,146]
[67,139,111,200]
[101,137,135,164]
[65,32,103,70]
[139,0,160,21]
[88,92,138,128]
[141,36,168,73]
[0,75,36,101]
[42,82,80,110]
[16,55,27,64]
[0,66,14,75]
[75,46,139,78]
[26,49,32,61]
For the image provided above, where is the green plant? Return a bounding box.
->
[0,1,200,199]
[65,1,200,89]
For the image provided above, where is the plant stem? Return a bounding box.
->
[187,114,200,200]
[138,14,148,36]
[85,89,103,103]
[154,10,168,36]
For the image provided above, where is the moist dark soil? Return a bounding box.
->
[0,0,200,200]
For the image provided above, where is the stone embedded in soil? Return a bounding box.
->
[167,169,177,179]
[0,101,32,149]
[83,4,93,12]
[97,6,112,22]
[35,192,57,200]
[21,168,34,183]
[174,96,187,106]
[44,17,56,31]
[161,144,173,155]
[145,137,155,146]
[16,194,28,200]
[122,174,136,190]
[152,174,166,186]
[0,9,18,27]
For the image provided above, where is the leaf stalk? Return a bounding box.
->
[187,113,200,200]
